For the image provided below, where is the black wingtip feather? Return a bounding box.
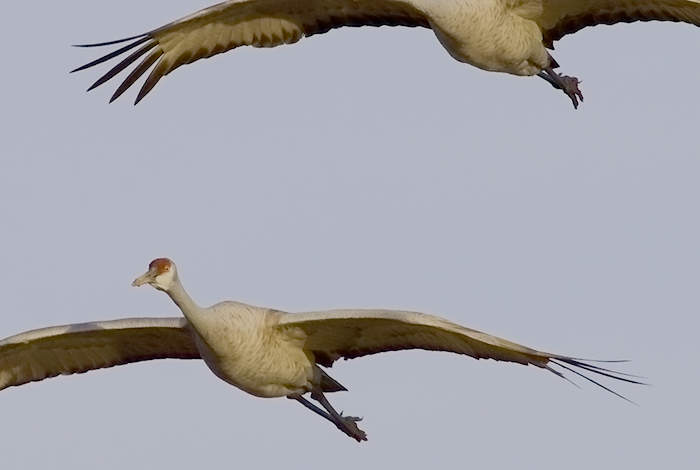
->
[72,34,148,48]
[72,33,165,104]
[134,61,168,105]
[72,36,152,74]
[86,41,159,92]
[549,358,647,405]
[108,49,161,103]
[555,357,646,383]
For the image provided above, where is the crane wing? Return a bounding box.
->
[0,318,200,391]
[277,309,641,398]
[72,0,429,104]
[539,0,700,46]
[278,309,556,366]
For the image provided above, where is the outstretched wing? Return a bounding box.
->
[72,0,430,104]
[540,0,700,46]
[278,309,641,399]
[0,318,200,391]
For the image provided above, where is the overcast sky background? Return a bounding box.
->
[1,1,698,468]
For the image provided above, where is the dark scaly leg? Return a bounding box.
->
[290,392,367,442]
[537,54,584,109]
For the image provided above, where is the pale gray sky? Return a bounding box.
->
[1,1,698,468]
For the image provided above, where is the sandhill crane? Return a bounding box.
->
[72,0,700,108]
[0,258,639,441]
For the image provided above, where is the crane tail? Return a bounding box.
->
[319,368,347,393]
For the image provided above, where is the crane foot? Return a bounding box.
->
[538,67,584,109]
[336,413,367,442]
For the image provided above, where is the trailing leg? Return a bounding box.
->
[537,55,584,108]
[290,392,367,442]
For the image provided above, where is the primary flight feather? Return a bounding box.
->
[0,258,640,441]
[72,0,700,107]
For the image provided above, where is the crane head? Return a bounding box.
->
[132,258,177,291]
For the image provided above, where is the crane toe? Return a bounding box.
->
[336,413,367,442]
[559,75,584,109]
[538,67,584,109]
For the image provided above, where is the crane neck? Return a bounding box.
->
[165,277,204,320]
